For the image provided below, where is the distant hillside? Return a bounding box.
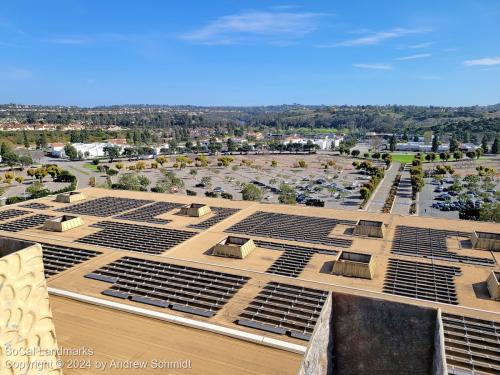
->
[0,103,498,137]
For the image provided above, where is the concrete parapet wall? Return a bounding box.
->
[0,237,62,374]
[297,293,333,375]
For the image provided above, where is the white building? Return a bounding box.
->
[283,135,343,150]
[395,142,450,152]
[49,142,125,159]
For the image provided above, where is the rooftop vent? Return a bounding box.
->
[332,251,375,279]
[471,231,500,251]
[353,220,385,238]
[56,191,86,203]
[43,215,83,232]
[212,236,256,259]
[179,203,212,217]
[487,271,500,300]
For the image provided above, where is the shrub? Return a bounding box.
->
[221,192,233,200]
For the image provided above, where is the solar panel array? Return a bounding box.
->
[114,201,184,224]
[392,226,494,266]
[0,214,54,232]
[383,259,461,305]
[76,221,196,254]
[226,211,354,247]
[443,313,500,375]
[254,240,338,278]
[41,243,102,278]
[0,208,30,221]
[237,282,328,341]
[187,207,240,230]
[20,202,52,210]
[56,196,153,217]
[85,256,250,317]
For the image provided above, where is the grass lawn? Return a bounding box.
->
[83,163,99,172]
[390,153,415,163]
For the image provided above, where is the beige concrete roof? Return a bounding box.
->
[2,187,499,374]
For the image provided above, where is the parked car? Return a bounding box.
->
[213,187,224,193]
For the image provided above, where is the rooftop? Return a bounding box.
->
[1,187,499,374]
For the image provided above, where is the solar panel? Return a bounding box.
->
[0,214,54,232]
[76,221,196,254]
[442,313,500,375]
[56,196,153,217]
[254,240,338,278]
[392,226,494,266]
[226,211,354,247]
[0,208,30,221]
[114,201,184,224]
[383,258,461,305]
[85,256,250,317]
[41,242,102,278]
[187,207,240,230]
[19,202,53,210]
[237,281,328,340]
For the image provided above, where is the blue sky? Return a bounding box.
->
[1,0,499,106]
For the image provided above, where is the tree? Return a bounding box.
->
[350,150,360,157]
[64,144,78,160]
[46,165,62,180]
[278,184,296,205]
[449,137,459,152]
[26,181,48,197]
[431,134,439,153]
[114,173,150,191]
[15,176,24,184]
[201,176,212,188]
[104,145,121,162]
[491,137,499,154]
[481,136,489,154]
[465,151,476,160]
[453,151,463,161]
[115,162,124,170]
[360,187,371,201]
[156,156,167,166]
[227,138,237,152]
[36,132,48,149]
[18,155,33,169]
[389,134,397,152]
[154,170,185,193]
[271,160,278,167]
[297,160,307,168]
[479,202,500,223]
[2,151,19,169]
[217,156,234,167]
[241,184,263,201]
[23,130,30,149]
[135,161,146,171]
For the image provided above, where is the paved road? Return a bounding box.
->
[392,164,412,215]
[366,162,401,213]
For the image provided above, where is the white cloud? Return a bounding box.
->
[353,63,393,70]
[409,41,434,49]
[396,53,431,61]
[318,27,428,48]
[180,11,325,44]
[463,57,500,66]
